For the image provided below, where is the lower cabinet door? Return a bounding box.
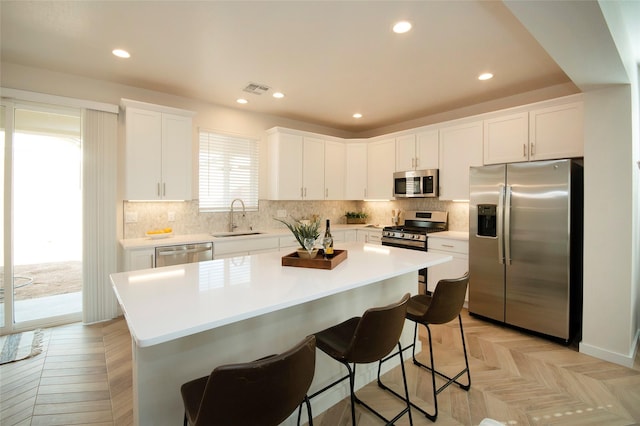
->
[427,251,468,301]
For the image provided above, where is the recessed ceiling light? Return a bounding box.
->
[478,72,494,81]
[236,98,248,104]
[272,92,285,99]
[112,49,130,58]
[353,113,363,119]
[393,21,412,34]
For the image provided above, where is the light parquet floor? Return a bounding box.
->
[1,311,639,426]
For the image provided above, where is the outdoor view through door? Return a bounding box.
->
[1,102,82,330]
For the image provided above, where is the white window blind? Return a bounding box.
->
[199,130,259,212]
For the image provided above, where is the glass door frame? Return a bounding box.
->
[1,99,82,335]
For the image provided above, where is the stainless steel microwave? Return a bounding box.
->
[393,169,438,198]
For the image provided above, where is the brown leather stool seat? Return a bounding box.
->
[181,335,316,426]
[307,293,413,425]
[378,273,471,422]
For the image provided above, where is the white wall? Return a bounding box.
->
[581,86,636,362]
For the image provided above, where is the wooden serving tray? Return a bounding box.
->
[281,249,348,270]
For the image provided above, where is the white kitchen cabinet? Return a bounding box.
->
[279,235,301,251]
[484,101,583,165]
[395,130,439,171]
[344,142,367,200]
[529,101,583,160]
[366,138,395,200]
[122,100,194,200]
[267,129,325,200]
[427,237,468,302]
[483,112,529,165]
[343,229,357,242]
[324,140,345,200]
[213,237,279,259]
[124,248,155,271]
[329,229,356,244]
[356,229,382,245]
[438,120,483,201]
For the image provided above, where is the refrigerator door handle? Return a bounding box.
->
[497,184,505,264]
[504,185,512,265]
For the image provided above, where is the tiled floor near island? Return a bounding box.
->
[1,311,639,425]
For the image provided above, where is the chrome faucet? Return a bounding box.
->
[229,198,246,232]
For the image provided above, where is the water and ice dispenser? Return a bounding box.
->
[477,204,497,237]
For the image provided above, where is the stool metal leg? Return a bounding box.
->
[378,315,471,422]
[307,343,413,425]
[296,396,314,426]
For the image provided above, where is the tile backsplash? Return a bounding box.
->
[123,199,469,239]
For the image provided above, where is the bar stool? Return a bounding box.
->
[378,273,471,422]
[181,335,316,426]
[307,293,412,425]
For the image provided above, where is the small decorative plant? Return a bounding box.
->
[274,215,321,249]
[345,211,368,224]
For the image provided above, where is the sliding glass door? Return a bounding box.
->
[1,100,82,333]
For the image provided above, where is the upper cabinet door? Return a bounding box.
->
[484,112,529,165]
[439,121,483,201]
[302,137,325,200]
[161,113,193,200]
[529,102,583,161]
[395,134,416,171]
[415,129,439,170]
[267,131,303,200]
[344,143,367,200]
[324,140,345,200]
[125,107,162,200]
[367,138,395,200]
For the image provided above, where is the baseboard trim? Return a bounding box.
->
[579,328,639,368]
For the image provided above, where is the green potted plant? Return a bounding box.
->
[345,211,368,224]
[274,215,321,258]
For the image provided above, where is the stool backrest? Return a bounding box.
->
[423,273,469,325]
[194,335,316,426]
[346,293,410,363]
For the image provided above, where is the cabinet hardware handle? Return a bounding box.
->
[415,157,418,168]
[523,143,527,157]
[300,187,303,198]
[442,244,454,248]
[531,143,535,156]
[163,183,166,196]
[150,254,154,267]
[157,183,160,196]
[325,188,328,198]
[304,187,307,197]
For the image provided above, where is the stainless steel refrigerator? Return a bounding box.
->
[468,159,583,342]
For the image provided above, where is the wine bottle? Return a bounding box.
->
[323,219,334,258]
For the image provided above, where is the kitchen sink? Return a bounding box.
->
[211,231,264,238]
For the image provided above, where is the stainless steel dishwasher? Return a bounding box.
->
[155,242,213,267]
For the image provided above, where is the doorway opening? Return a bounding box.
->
[1,101,82,332]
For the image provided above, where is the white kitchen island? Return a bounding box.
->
[110,242,452,425]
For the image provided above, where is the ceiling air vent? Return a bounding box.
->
[243,82,270,95]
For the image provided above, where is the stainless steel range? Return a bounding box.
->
[382,211,448,293]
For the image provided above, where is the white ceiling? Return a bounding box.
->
[0,1,636,133]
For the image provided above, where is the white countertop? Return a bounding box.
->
[110,242,452,348]
[119,224,386,250]
[429,231,469,240]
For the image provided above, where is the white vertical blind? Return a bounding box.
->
[199,130,259,212]
[82,109,119,323]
